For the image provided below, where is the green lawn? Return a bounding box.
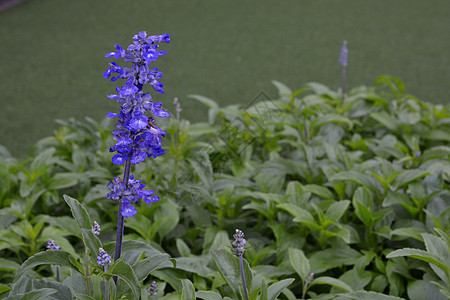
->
[1,0,449,158]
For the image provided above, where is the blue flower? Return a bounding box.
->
[105,44,127,59]
[106,175,159,217]
[105,31,170,166]
[103,62,124,81]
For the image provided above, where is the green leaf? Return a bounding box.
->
[272,80,292,100]
[74,294,96,300]
[188,94,219,109]
[63,195,92,230]
[152,268,185,290]
[174,256,214,278]
[7,288,57,300]
[329,171,380,195]
[211,249,252,298]
[47,172,79,190]
[0,283,11,295]
[310,276,353,292]
[310,247,361,273]
[15,250,81,279]
[312,115,353,132]
[109,260,140,300]
[181,279,196,300]
[189,152,213,192]
[196,290,222,300]
[277,203,318,229]
[153,200,180,239]
[407,280,428,300]
[386,248,450,274]
[352,187,373,227]
[334,290,406,300]
[391,227,426,242]
[267,278,295,300]
[32,279,73,300]
[176,239,191,257]
[392,169,430,190]
[325,200,350,221]
[370,112,400,132]
[134,253,171,281]
[30,148,55,177]
[423,129,450,142]
[80,228,102,262]
[288,248,310,282]
[303,184,335,200]
[0,258,20,271]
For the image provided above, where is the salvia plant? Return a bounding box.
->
[1,36,449,300]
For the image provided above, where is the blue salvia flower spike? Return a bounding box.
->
[104,31,170,286]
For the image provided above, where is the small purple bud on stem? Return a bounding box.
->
[147,280,158,296]
[97,248,112,267]
[91,221,101,236]
[232,229,249,300]
[46,238,61,250]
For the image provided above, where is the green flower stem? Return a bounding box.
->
[84,248,92,296]
[113,159,131,285]
[56,265,60,282]
[104,266,110,300]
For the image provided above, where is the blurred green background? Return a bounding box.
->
[1,0,449,158]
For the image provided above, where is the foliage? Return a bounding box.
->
[0,76,449,299]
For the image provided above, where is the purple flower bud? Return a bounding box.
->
[97,248,111,266]
[232,229,247,256]
[91,221,101,236]
[147,280,158,295]
[414,150,421,158]
[339,40,348,67]
[46,238,61,250]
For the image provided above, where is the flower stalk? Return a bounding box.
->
[46,238,61,282]
[104,31,170,286]
[232,229,249,300]
[339,40,348,105]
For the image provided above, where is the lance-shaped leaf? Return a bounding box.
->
[181,279,196,300]
[63,195,92,231]
[310,276,353,292]
[15,250,83,279]
[109,260,140,300]
[211,249,252,298]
